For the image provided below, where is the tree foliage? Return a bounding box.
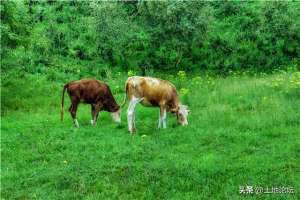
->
[1,1,299,74]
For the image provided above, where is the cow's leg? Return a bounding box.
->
[91,103,102,126]
[159,106,167,129]
[127,98,135,133]
[69,99,79,128]
[127,96,142,134]
[158,109,162,129]
[91,104,96,125]
[162,108,167,128]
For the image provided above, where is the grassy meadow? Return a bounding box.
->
[1,70,300,199]
[2,1,300,199]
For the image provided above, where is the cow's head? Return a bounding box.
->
[176,104,189,126]
[111,107,121,123]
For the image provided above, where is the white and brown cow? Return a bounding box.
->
[61,79,121,127]
[122,76,189,133]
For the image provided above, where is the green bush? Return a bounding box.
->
[1,1,300,76]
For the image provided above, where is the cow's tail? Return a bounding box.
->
[61,84,68,122]
[121,80,129,107]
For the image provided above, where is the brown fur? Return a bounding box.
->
[61,79,119,122]
[123,76,180,112]
[123,76,189,133]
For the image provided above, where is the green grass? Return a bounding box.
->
[1,71,300,199]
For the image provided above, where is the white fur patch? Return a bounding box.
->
[145,77,159,85]
[127,96,143,133]
[130,77,141,87]
[158,108,167,129]
[178,104,189,126]
[130,76,160,87]
[111,110,121,123]
[74,119,79,128]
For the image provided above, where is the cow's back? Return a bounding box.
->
[127,76,178,107]
[67,79,106,103]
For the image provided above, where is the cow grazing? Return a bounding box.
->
[61,79,121,127]
[122,76,189,133]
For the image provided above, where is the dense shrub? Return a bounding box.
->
[1,1,300,75]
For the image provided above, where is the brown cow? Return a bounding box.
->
[61,79,121,127]
[122,76,189,133]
